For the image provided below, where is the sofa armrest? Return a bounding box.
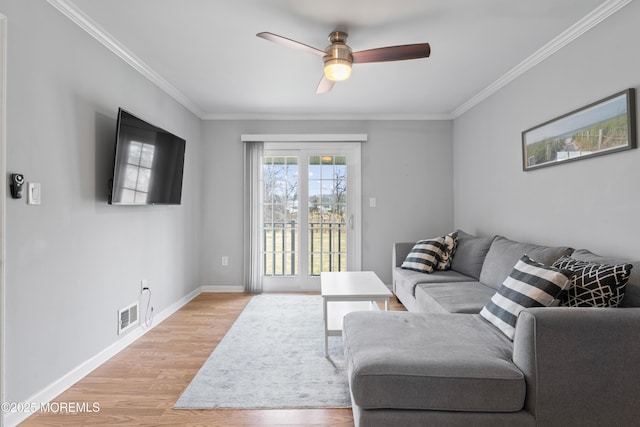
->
[513,307,640,426]
[392,242,415,268]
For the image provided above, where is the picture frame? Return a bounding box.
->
[522,88,636,171]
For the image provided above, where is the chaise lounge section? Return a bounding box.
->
[343,230,640,426]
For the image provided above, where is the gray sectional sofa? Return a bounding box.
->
[342,230,640,426]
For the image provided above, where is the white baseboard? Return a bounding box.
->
[3,287,202,427]
[201,285,244,292]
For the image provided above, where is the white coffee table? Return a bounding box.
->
[320,271,392,357]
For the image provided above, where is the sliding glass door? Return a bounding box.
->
[262,143,361,291]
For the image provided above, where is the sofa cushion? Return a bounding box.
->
[450,230,494,280]
[394,267,474,297]
[401,237,448,273]
[415,282,496,313]
[343,311,525,412]
[553,255,632,307]
[480,255,573,340]
[479,236,573,290]
[394,268,477,312]
[571,249,640,308]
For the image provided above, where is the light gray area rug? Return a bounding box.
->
[174,294,351,409]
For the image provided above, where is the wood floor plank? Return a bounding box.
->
[19,292,405,426]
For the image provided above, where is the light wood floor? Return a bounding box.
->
[20,292,406,426]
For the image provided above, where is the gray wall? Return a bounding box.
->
[200,120,453,287]
[3,1,202,402]
[453,0,640,259]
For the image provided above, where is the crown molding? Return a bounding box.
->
[203,112,453,121]
[241,133,368,142]
[48,0,629,122]
[46,0,205,118]
[451,0,632,119]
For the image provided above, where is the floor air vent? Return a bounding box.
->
[118,302,139,335]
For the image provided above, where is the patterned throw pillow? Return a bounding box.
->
[401,236,448,274]
[436,231,458,271]
[552,256,632,307]
[480,255,573,340]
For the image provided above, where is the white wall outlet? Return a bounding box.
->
[221,256,229,266]
[369,197,377,208]
[141,279,148,294]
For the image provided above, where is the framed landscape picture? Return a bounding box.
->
[522,88,636,171]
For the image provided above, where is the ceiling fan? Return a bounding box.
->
[256,31,430,94]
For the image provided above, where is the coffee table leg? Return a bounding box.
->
[323,297,328,357]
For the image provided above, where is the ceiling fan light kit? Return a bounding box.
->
[323,31,353,81]
[256,30,430,93]
[324,59,352,81]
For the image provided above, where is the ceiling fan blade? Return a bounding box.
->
[352,43,430,64]
[256,32,326,57]
[316,75,335,94]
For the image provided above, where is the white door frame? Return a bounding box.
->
[241,134,366,292]
[0,13,8,427]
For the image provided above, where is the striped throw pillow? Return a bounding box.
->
[436,231,458,271]
[401,237,448,273]
[480,255,573,340]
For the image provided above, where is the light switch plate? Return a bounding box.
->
[27,183,41,205]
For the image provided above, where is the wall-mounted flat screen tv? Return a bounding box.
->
[108,108,186,205]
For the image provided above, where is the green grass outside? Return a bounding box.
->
[264,227,347,276]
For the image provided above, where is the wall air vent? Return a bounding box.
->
[118,302,139,335]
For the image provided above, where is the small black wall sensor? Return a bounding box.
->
[10,173,24,199]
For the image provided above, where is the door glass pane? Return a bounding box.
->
[263,156,298,276]
[308,155,347,276]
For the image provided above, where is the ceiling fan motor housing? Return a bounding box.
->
[323,31,353,81]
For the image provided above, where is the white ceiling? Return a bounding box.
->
[50,0,625,119]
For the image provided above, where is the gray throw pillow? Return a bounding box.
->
[479,236,573,290]
[449,230,494,280]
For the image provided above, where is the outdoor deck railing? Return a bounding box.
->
[263,221,347,276]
